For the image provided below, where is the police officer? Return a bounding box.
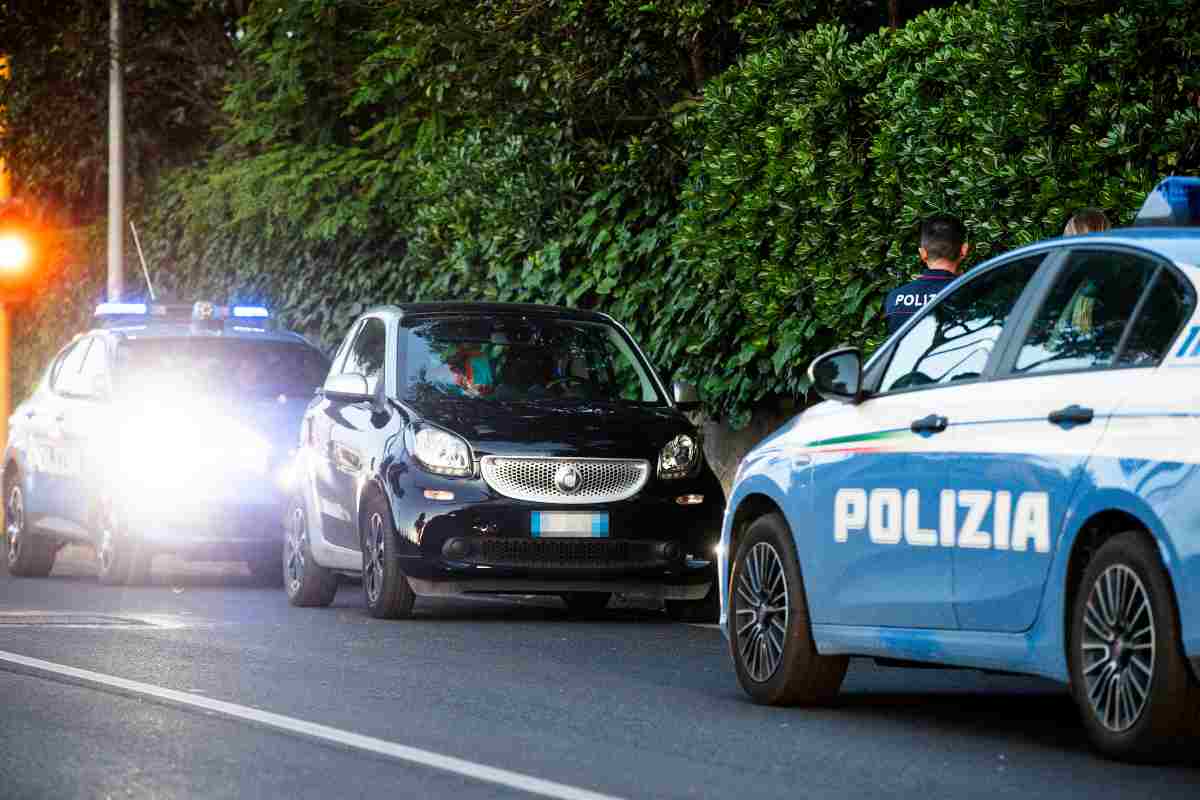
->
[884,214,969,334]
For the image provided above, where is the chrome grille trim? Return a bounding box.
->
[479,456,650,504]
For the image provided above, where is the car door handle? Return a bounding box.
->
[910,414,948,434]
[53,413,66,424]
[1048,404,1094,426]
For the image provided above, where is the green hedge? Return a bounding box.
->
[673,0,1200,423]
[12,0,1200,426]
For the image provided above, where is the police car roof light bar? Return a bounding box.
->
[231,305,270,319]
[1135,176,1200,227]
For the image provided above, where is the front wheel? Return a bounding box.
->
[6,482,55,578]
[284,499,338,607]
[95,498,148,586]
[1068,532,1200,760]
[729,513,847,705]
[361,494,415,620]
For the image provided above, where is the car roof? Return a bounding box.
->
[377,301,613,324]
[983,226,1200,270]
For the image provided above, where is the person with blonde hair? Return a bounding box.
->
[1063,207,1111,235]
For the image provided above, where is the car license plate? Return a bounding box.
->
[531,511,609,538]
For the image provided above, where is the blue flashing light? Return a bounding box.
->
[1135,177,1200,227]
[231,305,270,319]
[95,302,148,316]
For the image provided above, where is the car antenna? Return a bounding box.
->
[128,219,157,302]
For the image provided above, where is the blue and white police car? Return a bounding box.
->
[3,302,329,585]
[720,178,1200,759]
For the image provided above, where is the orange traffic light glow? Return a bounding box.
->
[0,232,32,273]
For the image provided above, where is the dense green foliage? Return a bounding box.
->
[8,0,1200,427]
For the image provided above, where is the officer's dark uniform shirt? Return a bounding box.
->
[884,268,957,334]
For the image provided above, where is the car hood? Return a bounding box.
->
[407,398,692,460]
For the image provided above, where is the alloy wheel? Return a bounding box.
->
[733,541,790,682]
[1081,563,1156,733]
[285,506,307,596]
[6,485,23,568]
[364,512,386,605]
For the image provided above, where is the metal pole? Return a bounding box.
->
[107,0,124,301]
[0,55,11,523]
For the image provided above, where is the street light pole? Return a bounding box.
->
[0,54,11,530]
[107,0,124,302]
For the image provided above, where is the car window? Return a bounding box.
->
[51,340,91,396]
[1012,250,1158,375]
[1116,267,1195,367]
[329,323,358,377]
[878,255,1044,393]
[343,318,387,393]
[401,316,664,406]
[76,337,109,397]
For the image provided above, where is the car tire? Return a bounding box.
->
[95,498,149,586]
[361,493,415,620]
[561,592,612,617]
[665,582,719,623]
[1068,531,1200,761]
[5,480,55,578]
[284,498,338,607]
[729,512,847,706]
[247,549,284,587]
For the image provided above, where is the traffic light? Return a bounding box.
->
[0,199,39,304]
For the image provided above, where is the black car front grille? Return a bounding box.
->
[473,538,665,569]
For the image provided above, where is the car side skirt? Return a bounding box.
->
[811,623,1068,684]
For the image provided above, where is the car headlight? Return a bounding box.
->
[413,426,473,477]
[658,433,699,479]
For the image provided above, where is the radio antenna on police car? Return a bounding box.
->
[128,220,157,302]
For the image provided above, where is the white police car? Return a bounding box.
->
[720,178,1200,760]
[3,302,329,584]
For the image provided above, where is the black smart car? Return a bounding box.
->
[284,302,724,620]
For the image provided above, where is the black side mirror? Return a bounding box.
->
[672,380,701,412]
[808,347,863,404]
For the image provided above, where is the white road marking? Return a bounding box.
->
[0,649,625,800]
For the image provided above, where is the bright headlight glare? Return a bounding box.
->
[413,427,473,477]
[658,433,698,479]
[114,413,269,485]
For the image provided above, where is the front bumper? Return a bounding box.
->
[386,459,724,595]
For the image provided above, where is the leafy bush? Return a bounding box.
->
[672,0,1200,423]
[12,0,1200,429]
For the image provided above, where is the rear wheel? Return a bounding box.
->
[283,498,337,607]
[1068,532,1200,760]
[361,493,415,620]
[729,513,847,705]
[5,481,55,578]
[95,498,148,586]
[561,592,612,617]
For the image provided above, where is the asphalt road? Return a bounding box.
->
[1,547,1197,800]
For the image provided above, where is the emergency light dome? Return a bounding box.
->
[1135,176,1200,227]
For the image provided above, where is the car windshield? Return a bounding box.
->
[114,338,330,399]
[401,316,665,406]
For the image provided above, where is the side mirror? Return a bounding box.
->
[324,372,371,402]
[672,380,701,412]
[808,347,863,404]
